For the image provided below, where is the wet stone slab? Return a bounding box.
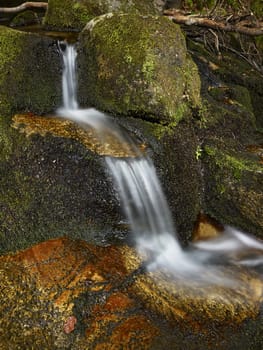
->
[12,113,146,158]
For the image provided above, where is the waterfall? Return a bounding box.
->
[59,42,78,110]
[57,42,263,285]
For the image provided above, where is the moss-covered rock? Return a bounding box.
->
[43,0,164,31]
[0,25,61,116]
[183,37,263,238]
[202,141,263,238]
[188,39,263,130]
[10,10,40,27]
[78,14,201,124]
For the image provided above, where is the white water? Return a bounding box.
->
[58,42,78,110]
[58,42,263,285]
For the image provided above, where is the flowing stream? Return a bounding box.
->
[58,42,263,285]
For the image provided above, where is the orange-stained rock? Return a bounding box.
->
[246,143,263,164]
[104,292,134,312]
[12,113,146,158]
[64,315,77,334]
[192,213,224,242]
[0,237,262,349]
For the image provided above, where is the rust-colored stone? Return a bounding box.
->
[104,292,134,312]
[0,237,262,349]
[64,315,77,334]
[192,213,224,242]
[12,113,146,158]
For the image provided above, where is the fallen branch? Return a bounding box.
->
[0,1,48,14]
[164,10,263,36]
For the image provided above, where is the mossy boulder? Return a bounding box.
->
[0,25,61,117]
[78,14,201,123]
[202,141,263,238]
[43,0,164,31]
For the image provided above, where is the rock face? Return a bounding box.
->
[0,26,61,116]
[78,13,201,123]
[44,0,164,31]
[0,7,262,249]
[0,237,262,349]
[188,40,263,238]
[0,113,125,254]
[202,143,263,238]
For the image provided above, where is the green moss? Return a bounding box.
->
[44,0,95,30]
[79,14,201,123]
[0,26,61,116]
[10,10,39,27]
[0,26,24,114]
[251,0,263,18]
[203,144,263,236]
[44,0,161,31]
[142,53,155,81]
[204,145,262,180]
[0,117,32,164]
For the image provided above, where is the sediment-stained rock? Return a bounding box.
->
[0,237,262,349]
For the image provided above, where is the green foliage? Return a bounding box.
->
[251,0,263,18]
[195,145,203,160]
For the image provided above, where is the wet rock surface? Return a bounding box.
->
[0,115,125,254]
[0,12,262,350]
[0,237,262,349]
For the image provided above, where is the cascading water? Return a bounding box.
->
[59,42,78,110]
[57,42,263,286]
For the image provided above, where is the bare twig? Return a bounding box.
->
[0,2,48,14]
[164,10,263,36]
